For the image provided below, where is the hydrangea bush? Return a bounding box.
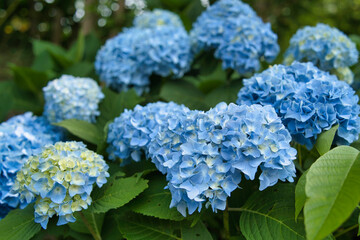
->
[1,0,360,240]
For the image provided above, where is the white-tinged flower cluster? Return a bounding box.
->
[13,141,109,229]
[0,112,62,219]
[43,75,104,123]
[284,23,359,84]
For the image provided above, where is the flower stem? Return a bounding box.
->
[79,211,102,240]
[223,202,230,240]
[297,144,302,168]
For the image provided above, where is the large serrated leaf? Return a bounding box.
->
[54,119,103,145]
[295,170,308,220]
[314,125,339,156]
[239,184,306,240]
[68,209,104,235]
[304,146,360,240]
[0,204,41,240]
[181,221,213,240]
[116,214,181,240]
[91,176,148,213]
[130,177,185,221]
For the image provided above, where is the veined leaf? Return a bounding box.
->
[304,146,360,240]
[181,221,213,240]
[54,119,103,145]
[116,214,181,240]
[315,125,339,156]
[239,184,306,240]
[130,177,185,221]
[91,175,148,213]
[68,209,104,235]
[295,171,308,220]
[0,204,41,240]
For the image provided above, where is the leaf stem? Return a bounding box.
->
[223,202,230,240]
[228,207,245,212]
[79,211,102,240]
[334,224,359,238]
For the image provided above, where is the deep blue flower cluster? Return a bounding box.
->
[190,0,279,74]
[43,75,104,123]
[284,23,359,84]
[237,62,360,149]
[0,112,62,219]
[95,10,192,94]
[107,102,190,166]
[133,9,183,28]
[108,101,296,216]
[13,141,109,229]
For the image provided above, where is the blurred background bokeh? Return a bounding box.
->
[0,0,360,120]
[1,0,360,81]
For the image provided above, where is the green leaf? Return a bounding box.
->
[67,32,85,62]
[239,184,306,240]
[54,119,103,145]
[295,171,308,221]
[315,125,339,156]
[160,80,209,110]
[205,80,242,107]
[0,204,41,240]
[0,81,14,121]
[181,221,213,240]
[358,213,360,236]
[83,33,102,62]
[130,177,185,221]
[96,88,144,129]
[62,62,94,77]
[48,51,73,69]
[32,39,67,57]
[91,175,149,213]
[68,210,104,235]
[10,65,49,95]
[116,214,181,240]
[31,51,54,72]
[304,146,360,240]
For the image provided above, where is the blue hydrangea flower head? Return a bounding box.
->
[190,0,257,52]
[148,103,296,216]
[107,102,190,166]
[237,62,360,149]
[13,141,109,229]
[214,16,279,74]
[284,23,359,83]
[95,27,193,94]
[43,75,104,123]
[0,112,62,219]
[133,9,183,28]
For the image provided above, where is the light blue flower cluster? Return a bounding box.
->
[284,24,359,84]
[107,102,190,166]
[133,9,183,29]
[0,112,62,219]
[13,141,109,229]
[237,62,360,149]
[214,16,279,74]
[43,75,104,123]
[148,103,296,215]
[108,101,296,216]
[190,0,279,74]
[95,10,192,94]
